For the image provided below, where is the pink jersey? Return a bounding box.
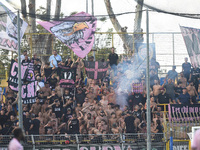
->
[8,138,23,150]
[192,129,200,150]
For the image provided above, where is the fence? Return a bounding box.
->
[22,32,188,71]
[0,133,166,150]
[0,31,188,81]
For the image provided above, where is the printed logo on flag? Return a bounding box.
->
[37,12,97,58]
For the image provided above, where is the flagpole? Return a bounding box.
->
[17,10,23,129]
[146,9,151,150]
[91,0,95,61]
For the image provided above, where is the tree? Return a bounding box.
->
[104,0,144,54]
[20,0,62,62]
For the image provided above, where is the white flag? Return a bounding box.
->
[0,1,28,51]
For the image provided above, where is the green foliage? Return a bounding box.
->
[87,28,113,61]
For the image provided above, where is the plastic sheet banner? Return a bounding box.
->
[180,26,200,68]
[37,12,97,58]
[168,104,200,122]
[0,1,27,51]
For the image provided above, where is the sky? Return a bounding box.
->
[5,0,200,32]
[3,0,200,71]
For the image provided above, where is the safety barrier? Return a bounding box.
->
[166,139,191,150]
[0,133,166,150]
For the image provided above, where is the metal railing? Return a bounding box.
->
[0,133,166,150]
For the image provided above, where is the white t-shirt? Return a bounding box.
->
[37,81,45,91]
[8,138,23,150]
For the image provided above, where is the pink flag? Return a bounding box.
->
[37,12,97,58]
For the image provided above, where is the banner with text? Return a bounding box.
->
[22,81,37,104]
[0,1,28,51]
[8,59,28,90]
[180,26,200,68]
[168,104,200,122]
[58,65,76,88]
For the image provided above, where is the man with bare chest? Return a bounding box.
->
[109,112,117,130]
[86,87,95,103]
[107,87,116,104]
[89,80,100,97]
[95,111,108,128]
[39,82,52,99]
[179,72,187,88]
[105,103,115,118]
[115,105,122,119]
[187,81,199,103]
[153,80,161,101]
[29,98,41,117]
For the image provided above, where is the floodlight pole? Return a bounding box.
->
[86,0,88,60]
[91,0,95,61]
[17,10,23,129]
[146,9,151,150]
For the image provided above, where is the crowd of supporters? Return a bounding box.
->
[0,48,199,138]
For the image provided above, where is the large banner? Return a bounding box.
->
[134,43,156,70]
[84,61,108,79]
[0,1,28,51]
[8,59,37,104]
[37,12,97,58]
[58,65,76,88]
[168,104,200,122]
[22,81,37,104]
[8,59,28,90]
[180,26,200,68]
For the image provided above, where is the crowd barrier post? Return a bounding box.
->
[29,34,33,58]
[170,128,173,150]
[31,134,35,150]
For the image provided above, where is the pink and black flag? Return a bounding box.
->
[58,65,76,88]
[84,61,108,79]
[37,12,97,58]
